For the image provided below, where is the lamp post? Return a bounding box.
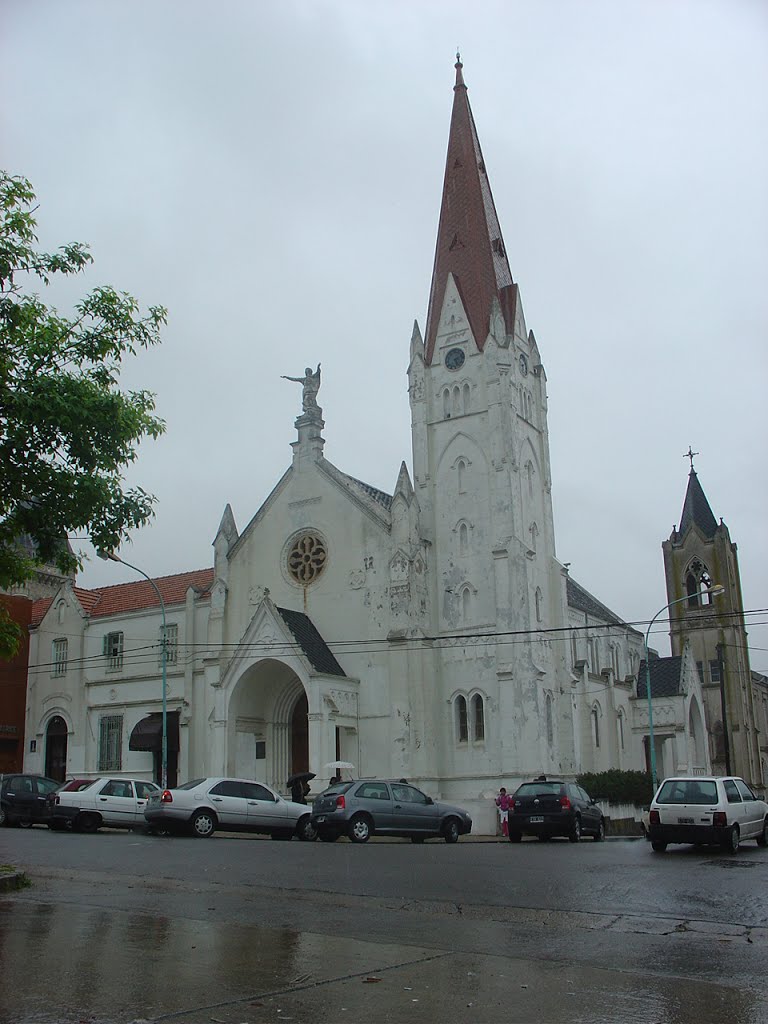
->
[644,583,725,793]
[98,551,168,789]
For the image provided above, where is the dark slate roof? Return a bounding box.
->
[566,577,640,634]
[338,472,393,511]
[678,470,718,540]
[637,656,684,698]
[276,607,346,677]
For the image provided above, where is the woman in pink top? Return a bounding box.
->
[495,787,512,836]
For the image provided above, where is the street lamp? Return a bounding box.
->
[644,583,725,793]
[98,550,168,789]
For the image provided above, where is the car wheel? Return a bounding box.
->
[508,831,522,843]
[348,814,372,843]
[443,818,460,844]
[722,825,740,854]
[568,817,581,843]
[756,820,768,848]
[318,830,339,843]
[594,819,605,842]
[297,816,317,842]
[19,819,33,828]
[651,840,667,853]
[410,836,425,844]
[76,813,101,834]
[190,810,216,838]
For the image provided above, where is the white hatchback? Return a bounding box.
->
[51,777,161,833]
[144,777,317,840]
[649,776,768,854]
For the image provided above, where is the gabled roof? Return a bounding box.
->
[424,57,517,364]
[276,607,346,676]
[678,470,718,540]
[336,471,393,511]
[637,657,684,699]
[30,568,214,626]
[566,577,641,635]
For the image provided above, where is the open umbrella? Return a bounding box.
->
[286,771,316,787]
[325,761,355,778]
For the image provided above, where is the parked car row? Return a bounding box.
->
[5,771,766,852]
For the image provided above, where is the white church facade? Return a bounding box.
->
[23,61,716,831]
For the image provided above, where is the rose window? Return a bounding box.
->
[287,534,327,585]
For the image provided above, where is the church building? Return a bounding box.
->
[24,60,734,831]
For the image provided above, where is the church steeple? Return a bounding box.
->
[424,55,517,365]
[678,469,718,540]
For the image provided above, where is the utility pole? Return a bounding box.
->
[717,642,731,775]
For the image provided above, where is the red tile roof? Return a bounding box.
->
[30,568,214,626]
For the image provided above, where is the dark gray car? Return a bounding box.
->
[310,779,472,844]
[508,778,605,843]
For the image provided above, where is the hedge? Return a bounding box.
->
[576,769,654,806]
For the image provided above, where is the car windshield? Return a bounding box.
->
[656,779,718,805]
[515,782,563,798]
[175,779,207,791]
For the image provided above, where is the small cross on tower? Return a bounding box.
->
[684,445,699,471]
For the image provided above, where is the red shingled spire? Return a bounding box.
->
[424,55,517,365]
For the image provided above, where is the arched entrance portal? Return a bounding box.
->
[45,716,68,782]
[228,659,310,793]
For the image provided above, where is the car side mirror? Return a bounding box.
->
[425,796,434,805]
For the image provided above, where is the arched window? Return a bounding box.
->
[685,559,714,607]
[455,695,468,743]
[612,643,621,679]
[592,704,601,748]
[546,693,554,746]
[457,459,466,494]
[617,709,625,751]
[443,389,451,418]
[452,386,461,415]
[462,383,471,414]
[459,522,469,555]
[526,460,534,498]
[472,694,485,741]
[56,600,65,625]
[535,587,543,623]
[461,586,472,623]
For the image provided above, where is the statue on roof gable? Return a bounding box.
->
[282,363,322,416]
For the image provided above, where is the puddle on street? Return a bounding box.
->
[0,900,765,1024]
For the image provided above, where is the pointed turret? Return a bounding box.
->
[678,470,718,540]
[424,55,517,364]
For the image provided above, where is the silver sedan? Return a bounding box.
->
[144,777,317,840]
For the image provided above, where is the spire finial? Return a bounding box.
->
[454,48,465,89]
[684,445,699,471]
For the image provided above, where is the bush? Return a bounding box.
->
[576,770,653,806]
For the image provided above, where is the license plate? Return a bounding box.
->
[678,817,694,824]
[316,816,326,823]
[529,816,544,823]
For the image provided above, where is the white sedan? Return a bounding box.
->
[144,777,317,840]
[51,777,161,833]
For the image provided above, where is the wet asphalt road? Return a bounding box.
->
[1,826,767,1024]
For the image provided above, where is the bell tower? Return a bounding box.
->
[662,453,761,785]
[408,57,573,777]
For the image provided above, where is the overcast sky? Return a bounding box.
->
[3,1,766,668]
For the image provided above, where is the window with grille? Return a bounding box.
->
[709,659,721,683]
[455,695,468,743]
[103,631,124,670]
[472,694,485,741]
[159,623,178,666]
[52,638,68,677]
[98,715,123,771]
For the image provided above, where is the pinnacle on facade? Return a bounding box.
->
[678,469,718,540]
[424,55,517,364]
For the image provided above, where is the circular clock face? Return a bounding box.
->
[445,348,465,371]
[519,353,529,376]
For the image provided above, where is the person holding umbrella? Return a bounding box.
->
[287,771,315,804]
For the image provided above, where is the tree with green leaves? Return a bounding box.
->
[0,171,167,656]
